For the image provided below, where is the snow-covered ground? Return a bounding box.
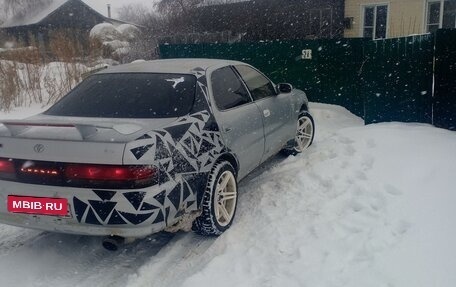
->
[0,103,455,287]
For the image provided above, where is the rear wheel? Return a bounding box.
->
[192,161,238,236]
[283,111,315,155]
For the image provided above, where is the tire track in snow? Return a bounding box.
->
[0,225,42,256]
[168,125,411,287]
[300,134,410,272]
[0,230,178,287]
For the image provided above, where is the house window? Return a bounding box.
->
[426,0,456,33]
[362,4,388,39]
[307,8,334,38]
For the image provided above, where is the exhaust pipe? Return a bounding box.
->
[102,236,125,251]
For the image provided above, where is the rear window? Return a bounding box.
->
[45,73,196,118]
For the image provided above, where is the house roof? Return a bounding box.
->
[1,0,68,28]
[0,0,131,29]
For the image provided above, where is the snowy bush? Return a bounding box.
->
[103,42,131,59]
[117,24,140,41]
[103,40,130,51]
[90,23,141,62]
[89,23,123,42]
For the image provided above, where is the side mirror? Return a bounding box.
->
[277,83,293,94]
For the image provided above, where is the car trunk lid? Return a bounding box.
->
[0,116,177,164]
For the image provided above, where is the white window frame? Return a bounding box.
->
[425,0,445,32]
[424,0,456,32]
[360,2,390,39]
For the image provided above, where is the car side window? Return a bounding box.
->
[211,66,252,110]
[235,65,277,101]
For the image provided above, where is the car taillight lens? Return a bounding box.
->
[0,158,14,173]
[20,167,59,176]
[65,164,156,181]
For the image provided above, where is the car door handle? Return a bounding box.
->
[263,109,271,118]
[223,127,233,133]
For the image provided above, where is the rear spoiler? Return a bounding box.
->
[0,121,143,140]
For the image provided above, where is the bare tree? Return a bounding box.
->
[1,0,53,21]
[117,3,155,25]
[116,4,166,61]
[155,0,203,17]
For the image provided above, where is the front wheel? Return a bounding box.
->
[283,111,315,155]
[192,161,238,236]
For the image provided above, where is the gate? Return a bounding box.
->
[360,34,434,125]
[434,29,456,131]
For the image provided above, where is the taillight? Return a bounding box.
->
[0,158,14,173]
[20,167,59,176]
[0,158,157,189]
[65,164,156,181]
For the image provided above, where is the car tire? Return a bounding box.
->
[282,111,315,156]
[192,161,238,236]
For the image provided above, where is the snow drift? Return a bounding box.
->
[129,103,456,287]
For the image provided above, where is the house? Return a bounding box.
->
[165,0,345,43]
[344,0,456,39]
[0,0,130,51]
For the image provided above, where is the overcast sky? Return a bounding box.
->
[82,0,155,18]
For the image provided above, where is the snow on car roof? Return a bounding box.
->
[98,59,246,75]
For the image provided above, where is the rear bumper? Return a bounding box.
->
[0,212,164,237]
[0,179,197,237]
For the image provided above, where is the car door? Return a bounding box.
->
[234,65,295,161]
[209,66,265,179]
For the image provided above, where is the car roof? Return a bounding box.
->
[98,58,247,75]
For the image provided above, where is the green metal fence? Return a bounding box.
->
[159,30,455,130]
[360,35,434,124]
[160,39,367,118]
[434,29,456,131]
